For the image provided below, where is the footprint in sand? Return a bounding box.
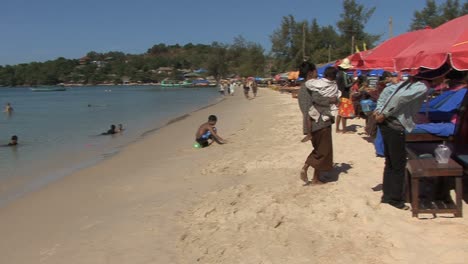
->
[39,243,61,262]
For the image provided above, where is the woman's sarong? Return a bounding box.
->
[338,97,355,118]
[306,126,333,171]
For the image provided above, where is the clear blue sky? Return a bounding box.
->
[0,0,443,65]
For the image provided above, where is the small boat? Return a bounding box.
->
[30,86,67,92]
[160,80,192,88]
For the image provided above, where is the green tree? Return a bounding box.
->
[336,0,380,58]
[442,0,462,20]
[270,15,296,71]
[206,42,228,81]
[410,0,468,30]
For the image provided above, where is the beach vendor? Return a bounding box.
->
[336,58,356,133]
[300,67,340,185]
[195,115,226,148]
[373,70,445,210]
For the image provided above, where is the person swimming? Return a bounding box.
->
[101,125,117,135]
[2,135,18,147]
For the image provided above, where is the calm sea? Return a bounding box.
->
[0,85,221,206]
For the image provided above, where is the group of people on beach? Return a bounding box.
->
[297,58,452,211]
[218,78,258,99]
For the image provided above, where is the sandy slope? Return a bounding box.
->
[177,90,468,264]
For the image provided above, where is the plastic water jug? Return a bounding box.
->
[434,142,451,164]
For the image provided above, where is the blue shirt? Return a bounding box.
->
[375,81,428,132]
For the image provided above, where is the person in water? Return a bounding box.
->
[195,115,226,147]
[4,102,13,113]
[101,125,117,135]
[116,124,124,133]
[3,135,18,146]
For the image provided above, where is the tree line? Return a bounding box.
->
[0,0,466,87]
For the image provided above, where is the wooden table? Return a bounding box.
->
[406,158,463,217]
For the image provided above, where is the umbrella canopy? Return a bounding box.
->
[394,15,468,71]
[362,28,431,71]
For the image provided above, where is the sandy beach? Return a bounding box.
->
[0,88,467,264]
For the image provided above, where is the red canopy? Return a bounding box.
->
[362,28,431,71]
[394,15,468,71]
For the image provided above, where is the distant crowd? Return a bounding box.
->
[218,78,258,99]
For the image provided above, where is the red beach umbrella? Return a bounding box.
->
[362,28,431,71]
[394,15,468,72]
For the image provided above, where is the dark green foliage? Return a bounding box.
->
[269,0,379,72]
[410,0,468,30]
[0,40,267,86]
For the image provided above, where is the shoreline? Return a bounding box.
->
[0,88,260,263]
[0,95,225,208]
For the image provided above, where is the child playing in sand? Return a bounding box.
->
[195,115,226,148]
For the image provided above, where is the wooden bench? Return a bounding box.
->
[406,158,463,217]
[405,133,452,143]
[405,87,468,216]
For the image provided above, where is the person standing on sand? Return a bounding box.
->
[251,79,258,97]
[195,115,226,148]
[243,79,250,99]
[336,58,355,133]
[229,81,235,96]
[300,67,340,185]
[374,72,442,210]
[218,82,225,95]
[297,61,317,142]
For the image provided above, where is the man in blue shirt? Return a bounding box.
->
[374,77,430,210]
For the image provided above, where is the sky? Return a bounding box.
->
[0,0,446,65]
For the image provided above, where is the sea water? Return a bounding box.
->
[0,85,220,206]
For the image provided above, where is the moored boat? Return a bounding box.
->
[30,86,67,92]
[160,80,191,87]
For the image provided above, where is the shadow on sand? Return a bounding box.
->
[320,162,353,183]
[345,124,363,133]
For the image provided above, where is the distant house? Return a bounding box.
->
[79,56,90,65]
[121,76,130,84]
[157,67,173,74]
